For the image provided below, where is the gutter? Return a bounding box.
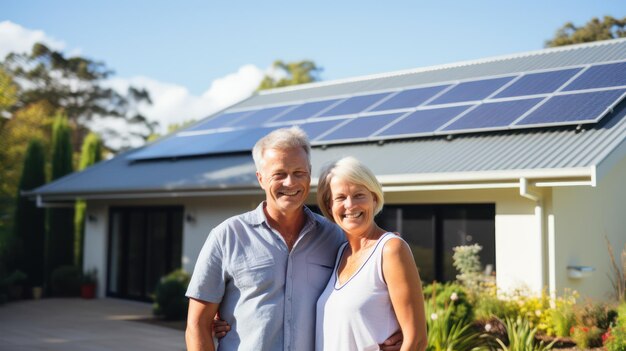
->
[519,178,554,297]
[36,195,75,208]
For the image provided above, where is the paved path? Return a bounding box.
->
[0,298,185,350]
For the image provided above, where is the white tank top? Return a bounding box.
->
[315,233,401,351]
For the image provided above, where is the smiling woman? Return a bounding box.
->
[315,157,427,351]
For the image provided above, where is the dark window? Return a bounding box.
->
[310,203,495,283]
[107,206,183,301]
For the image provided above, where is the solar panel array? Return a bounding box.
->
[128,61,626,161]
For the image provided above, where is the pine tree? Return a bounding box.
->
[14,139,46,287]
[74,133,102,269]
[46,114,75,289]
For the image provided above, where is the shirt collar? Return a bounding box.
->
[248,201,318,231]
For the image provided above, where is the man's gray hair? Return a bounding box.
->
[252,126,311,171]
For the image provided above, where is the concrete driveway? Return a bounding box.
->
[0,298,185,350]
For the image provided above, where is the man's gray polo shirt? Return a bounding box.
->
[186,203,345,351]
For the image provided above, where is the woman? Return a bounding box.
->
[315,157,427,351]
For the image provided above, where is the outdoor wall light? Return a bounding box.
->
[87,214,97,223]
[185,213,196,223]
[566,265,595,279]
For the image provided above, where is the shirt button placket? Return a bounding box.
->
[285,254,294,350]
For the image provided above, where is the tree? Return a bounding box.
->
[46,114,75,289]
[546,16,626,47]
[147,119,198,141]
[0,68,17,119]
[74,133,102,268]
[257,60,322,91]
[13,139,46,288]
[0,101,53,242]
[2,42,157,150]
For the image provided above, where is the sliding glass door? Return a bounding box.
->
[107,206,183,301]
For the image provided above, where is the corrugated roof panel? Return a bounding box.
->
[236,39,626,109]
[30,39,626,198]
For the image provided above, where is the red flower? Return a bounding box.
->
[602,328,612,345]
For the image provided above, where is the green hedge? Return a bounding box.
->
[153,269,190,321]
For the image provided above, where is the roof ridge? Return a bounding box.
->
[258,38,626,96]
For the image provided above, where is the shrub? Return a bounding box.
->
[423,282,474,325]
[496,317,556,351]
[570,325,603,349]
[505,288,553,335]
[617,302,626,326]
[453,244,483,294]
[475,291,517,321]
[604,326,626,351]
[82,268,98,285]
[425,299,489,351]
[577,301,617,330]
[50,265,81,296]
[570,326,602,350]
[4,270,27,286]
[153,269,190,321]
[549,291,577,337]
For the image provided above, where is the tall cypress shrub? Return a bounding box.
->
[14,139,47,288]
[74,133,102,268]
[46,114,74,289]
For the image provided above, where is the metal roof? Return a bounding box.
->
[30,39,626,200]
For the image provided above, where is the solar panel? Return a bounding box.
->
[129,59,626,161]
[515,89,626,126]
[317,113,406,142]
[428,76,515,105]
[375,106,471,137]
[271,99,342,123]
[370,85,451,111]
[230,105,294,127]
[494,68,582,98]
[442,98,543,132]
[563,62,626,91]
[129,126,279,160]
[187,110,252,131]
[298,119,348,139]
[318,92,391,117]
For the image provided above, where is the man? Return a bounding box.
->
[186,127,401,351]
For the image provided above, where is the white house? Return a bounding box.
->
[30,38,626,302]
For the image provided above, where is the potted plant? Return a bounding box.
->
[81,268,97,299]
[5,270,27,300]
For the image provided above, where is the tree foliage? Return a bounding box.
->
[0,68,17,117]
[0,101,53,237]
[257,60,322,91]
[546,16,626,47]
[46,114,75,289]
[74,133,103,268]
[14,139,46,287]
[1,42,157,150]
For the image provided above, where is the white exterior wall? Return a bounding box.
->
[84,195,263,297]
[83,186,550,297]
[182,196,263,273]
[552,156,626,300]
[82,202,109,298]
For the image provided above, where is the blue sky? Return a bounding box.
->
[2,1,624,138]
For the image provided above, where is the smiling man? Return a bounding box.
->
[185,127,402,351]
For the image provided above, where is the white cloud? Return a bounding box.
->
[1,21,268,150]
[0,20,66,59]
[107,64,265,135]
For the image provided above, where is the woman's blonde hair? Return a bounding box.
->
[316,156,384,222]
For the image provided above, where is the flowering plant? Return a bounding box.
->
[604,326,626,351]
[570,325,602,349]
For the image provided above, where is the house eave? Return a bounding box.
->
[28,166,594,204]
